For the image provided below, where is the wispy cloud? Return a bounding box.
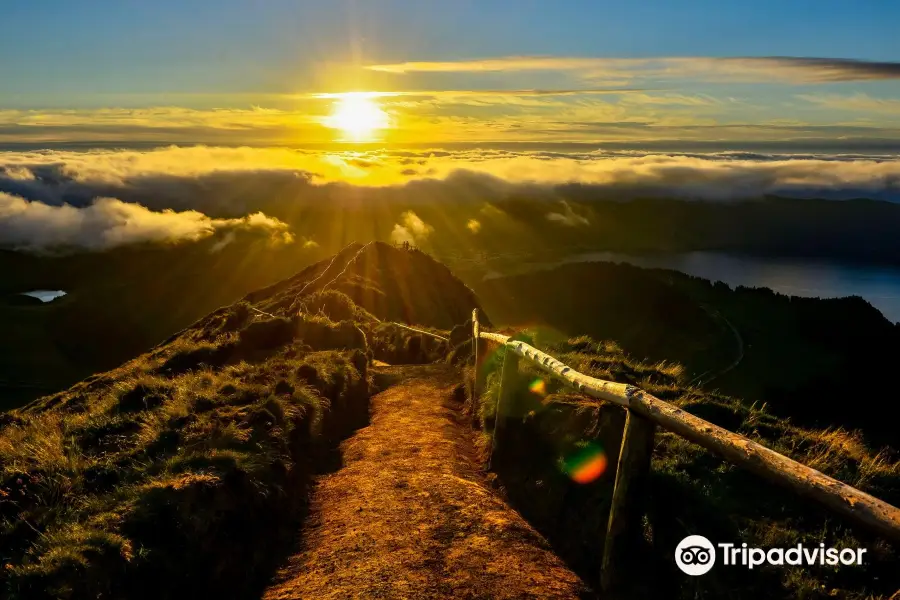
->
[313,89,645,98]
[797,93,900,114]
[368,57,618,74]
[367,56,900,84]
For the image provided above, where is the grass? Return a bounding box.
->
[0,306,371,599]
[472,332,900,599]
[0,244,479,599]
[471,259,900,448]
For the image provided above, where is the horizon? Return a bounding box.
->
[2,1,900,253]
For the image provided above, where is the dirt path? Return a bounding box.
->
[263,364,587,599]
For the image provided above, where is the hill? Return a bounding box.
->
[0,234,327,409]
[0,242,485,599]
[469,332,899,599]
[2,243,898,599]
[473,260,900,447]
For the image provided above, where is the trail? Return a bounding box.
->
[263,363,586,599]
[689,303,745,387]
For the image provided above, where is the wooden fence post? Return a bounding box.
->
[601,408,656,597]
[472,309,482,396]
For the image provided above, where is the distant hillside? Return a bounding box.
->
[474,262,728,376]
[474,260,900,447]
[0,235,324,409]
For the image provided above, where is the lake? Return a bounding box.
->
[561,252,900,323]
[21,290,68,303]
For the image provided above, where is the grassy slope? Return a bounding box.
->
[473,261,900,448]
[0,244,483,599]
[472,333,900,599]
[4,242,899,598]
[0,306,371,599]
[0,235,327,410]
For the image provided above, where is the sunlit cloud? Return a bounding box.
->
[367,56,900,84]
[0,190,292,253]
[1,80,898,145]
[4,146,900,222]
[546,201,590,226]
[390,210,434,245]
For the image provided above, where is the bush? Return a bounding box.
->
[297,290,378,324]
[295,315,367,352]
[238,317,296,351]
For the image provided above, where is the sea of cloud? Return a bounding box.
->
[1,145,899,251]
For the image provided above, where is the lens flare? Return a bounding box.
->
[562,443,609,484]
[528,378,547,396]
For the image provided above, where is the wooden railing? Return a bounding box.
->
[385,322,449,342]
[470,309,900,595]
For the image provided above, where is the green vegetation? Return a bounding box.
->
[0,308,369,599]
[4,242,899,598]
[0,240,486,411]
[474,261,900,447]
[471,333,900,599]
[0,234,325,410]
[0,243,483,599]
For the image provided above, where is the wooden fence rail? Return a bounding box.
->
[469,309,900,595]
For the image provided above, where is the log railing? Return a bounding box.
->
[470,309,900,595]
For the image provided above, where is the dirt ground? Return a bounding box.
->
[263,363,587,599]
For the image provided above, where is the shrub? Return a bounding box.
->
[238,317,296,351]
[295,315,367,352]
[297,290,378,324]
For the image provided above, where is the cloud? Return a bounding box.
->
[367,56,900,84]
[546,201,589,226]
[0,191,291,253]
[3,145,900,239]
[2,85,899,144]
[619,93,722,107]
[390,210,434,245]
[209,231,237,253]
[466,219,481,234]
[797,93,900,114]
[316,89,645,99]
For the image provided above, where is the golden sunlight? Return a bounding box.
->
[325,93,390,141]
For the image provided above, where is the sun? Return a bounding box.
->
[325,93,390,141]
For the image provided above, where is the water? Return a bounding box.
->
[562,252,900,323]
[20,290,67,303]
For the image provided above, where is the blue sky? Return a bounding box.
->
[1,0,899,147]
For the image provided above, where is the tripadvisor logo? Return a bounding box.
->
[675,535,867,576]
[676,535,716,575]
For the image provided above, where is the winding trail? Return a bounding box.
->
[263,363,586,599]
[689,303,745,387]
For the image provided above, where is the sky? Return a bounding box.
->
[2,0,900,148]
